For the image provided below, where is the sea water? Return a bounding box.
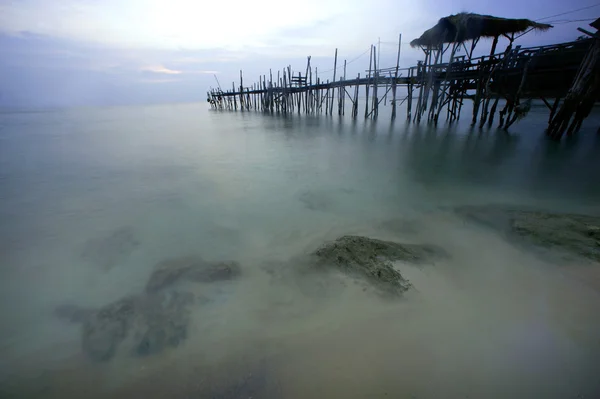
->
[1,102,600,397]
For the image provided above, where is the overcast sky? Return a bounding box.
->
[0,0,597,108]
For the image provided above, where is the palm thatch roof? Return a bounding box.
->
[410,13,552,47]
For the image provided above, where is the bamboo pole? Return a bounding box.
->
[341,59,347,115]
[372,43,379,119]
[330,48,338,116]
[269,69,274,113]
[471,59,484,124]
[435,41,459,123]
[365,45,373,119]
[239,71,244,111]
[315,67,319,113]
[549,97,560,123]
[275,70,282,113]
[325,84,330,115]
[305,56,311,114]
[504,59,533,130]
[263,75,268,112]
[232,82,237,110]
[309,59,313,113]
[414,51,428,123]
[354,73,360,118]
[407,67,413,121]
[392,33,402,120]
[297,72,301,114]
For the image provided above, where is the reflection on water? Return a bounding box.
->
[1,102,600,398]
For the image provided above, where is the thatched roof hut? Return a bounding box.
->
[410,13,552,47]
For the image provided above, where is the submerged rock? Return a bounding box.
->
[298,190,334,211]
[82,296,138,361]
[57,291,194,362]
[131,291,194,357]
[56,255,240,362]
[145,256,241,293]
[54,304,94,323]
[313,235,446,295]
[456,205,600,262]
[80,226,140,270]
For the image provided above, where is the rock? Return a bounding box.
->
[186,261,241,283]
[145,256,202,293]
[298,190,334,211]
[56,254,240,362]
[58,291,195,362]
[312,235,446,295]
[145,256,241,293]
[54,304,94,323]
[132,291,194,357]
[456,205,600,262]
[82,296,137,362]
[80,226,140,270]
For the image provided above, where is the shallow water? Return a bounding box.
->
[1,102,600,398]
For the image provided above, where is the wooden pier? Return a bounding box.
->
[208,13,600,139]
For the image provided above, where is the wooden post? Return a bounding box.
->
[286,66,293,110]
[239,70,244,111]
[407,67,413,121]
[269,69,274,113]
[490,36,499,58]
[297,72,301,114]
[354,73,360,118]
[330,48,338,116]
[259,77,263,110]
[309,59,313,113]
[471,59,484,124]
[426,43,444,121]
[263,75,268,112]
[414,50,428,123]
[365,45,373,118]
[549,97,560,124]
[341,59,347,115]
[372,43,378,119]
[276,70,281,113]
[487,97,500,127]
[504,59,533,130]
[305,56,311,114]
[392,33,402,120]
[325,83,330,115]
[314,67,318,113]
[232,82,237,110]
[317,77,321,113]
[435,41,460,123]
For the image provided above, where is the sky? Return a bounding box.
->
[0,0,597,108]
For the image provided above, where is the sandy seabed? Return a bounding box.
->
[3,206,600,399]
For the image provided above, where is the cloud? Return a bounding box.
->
[142,65,182,74]
[0,0,587,108]
[139,78,181,83]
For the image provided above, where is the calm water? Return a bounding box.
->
[1,102,600,398]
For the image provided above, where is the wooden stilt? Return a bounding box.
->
[392,33,402,120]
[330,48,338,116]
[365,45,373,119]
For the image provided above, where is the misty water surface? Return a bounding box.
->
[1,102,600,398]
